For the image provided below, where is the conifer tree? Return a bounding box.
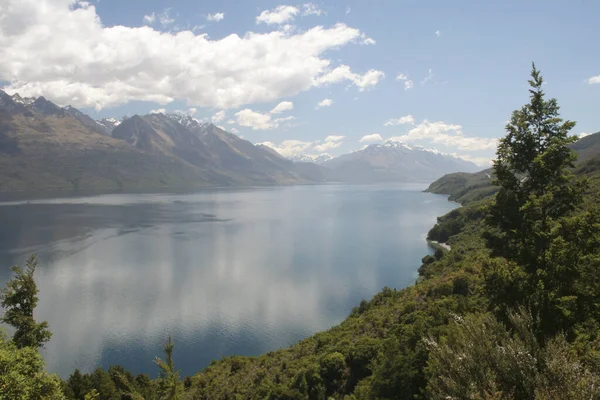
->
[485,63,597,336]
[0,255,52,348]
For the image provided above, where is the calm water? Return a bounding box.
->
[0,184,457,378]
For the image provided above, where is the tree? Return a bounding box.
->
[0,328,65,400]
[0,255,52,348]
[485,63,595,336]
[154,337,183,400]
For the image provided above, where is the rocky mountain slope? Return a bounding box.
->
[0,91,324,191]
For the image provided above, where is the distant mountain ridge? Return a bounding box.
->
[322,140,480,183]
[0,90,481,191]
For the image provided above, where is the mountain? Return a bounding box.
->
[570,131,600,163]
[97,117,122,134]
[288,153,334,164]
[322,141,480,183]
[0,92,218,191]
[64,105,112,136]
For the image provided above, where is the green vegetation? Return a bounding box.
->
[1,65,599,399]
[0,255,52,349]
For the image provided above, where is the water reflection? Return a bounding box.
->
[0,185,457,377]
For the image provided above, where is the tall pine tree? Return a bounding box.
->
[485,63,597,337]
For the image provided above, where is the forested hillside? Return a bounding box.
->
[1,66,600,399]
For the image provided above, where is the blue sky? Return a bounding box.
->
[1,0,599,165]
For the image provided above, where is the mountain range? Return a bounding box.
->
[0,90,480,191]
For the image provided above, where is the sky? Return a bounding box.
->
[0,0,599,166]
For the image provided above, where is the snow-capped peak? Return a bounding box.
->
[11,93,36,106]
[166,113,200,128]
[383,140,413,150]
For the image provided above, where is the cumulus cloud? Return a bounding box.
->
[206,12,225,22]
[396,73,413,90]
[235,109,295,130]
[256,5,299,25]
[261,135,343,157]
[314,65,385,91]
[389,120,498,152]
[260,140,313,157]
[313,135,344,152]
[271,101,294,114]
[359,133,383,143]
[236,109,274,130]
[588,75,600,84]
[0,0,378,110]
[384,115,415,126]
[230,127,240,134]
[316,98,334,108]
[211,110,226,123]
[151,108,166,114]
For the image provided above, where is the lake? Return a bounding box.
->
[0,184,457,378]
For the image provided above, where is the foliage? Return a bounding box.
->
[154,337,184,400]
[425,310,600,399]
[0,255,52,349]
[485,64,600,338]
[0,328,65,400]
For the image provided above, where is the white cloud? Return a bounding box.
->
[384,115,415,126]
[435,30,440,37]
[396,73,413,90]
[151,108,166,114]
[314,65,385,91]
[302,3,324,16]
[207,12,225,22]
[236,109,274,130]
[389,120,498,151]
[256,5,299,25]
[143,13,156,24]
[271,101,294,114]
[313,135,344,153]
[234,109,295,130]
[262,135,343,157]
[0,1,375,110]
[421,68,434,85]
[211,110,226,123]
[230,127,240,134]
[316,98,334,108]
[578,132,593,138]
[187,107,197,116]
[588,75,600,84]
[359,133,383,143]
[260,140,313,157]
[345,6,351,14]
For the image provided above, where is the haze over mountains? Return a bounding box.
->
[0,90,480,191]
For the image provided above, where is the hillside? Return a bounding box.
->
[426,131,600,203]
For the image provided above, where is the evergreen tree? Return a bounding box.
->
[154,337,183,400]
[0,255,52,348]
[485,63,597,336]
